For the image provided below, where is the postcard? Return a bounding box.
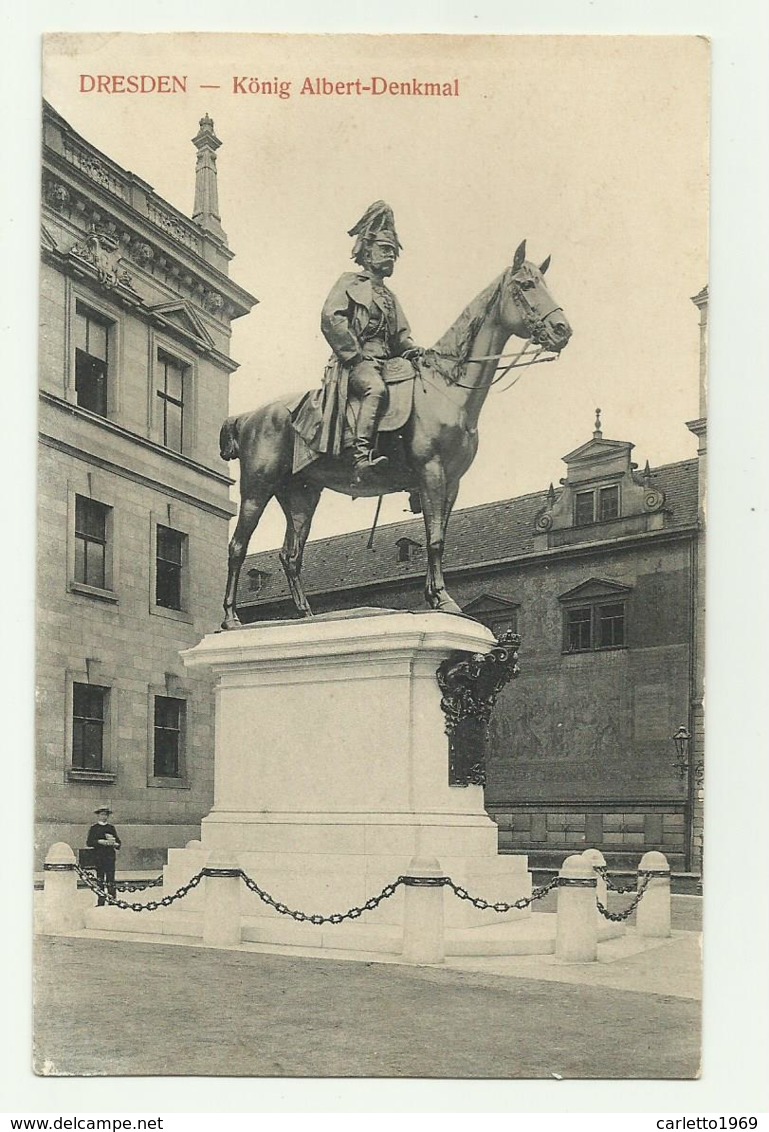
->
[32,31,710,1086]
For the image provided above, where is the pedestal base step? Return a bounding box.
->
[82,905,557,957]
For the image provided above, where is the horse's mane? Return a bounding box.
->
[431,269,508,379]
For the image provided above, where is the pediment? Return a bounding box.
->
[40,224,58,251]
[148,301,215,348]
[558,578,632,603]
[463,592,521,615]
[563,437,633,465]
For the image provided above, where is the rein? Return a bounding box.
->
[426,276,562,391]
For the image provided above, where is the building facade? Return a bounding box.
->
[236,399,706,875]
[37,103,256,868]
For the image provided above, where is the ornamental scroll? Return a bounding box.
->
[436,630,521,787]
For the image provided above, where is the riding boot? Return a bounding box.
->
[352,387,388,480]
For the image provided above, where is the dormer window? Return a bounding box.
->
[396,537,422,563]
[574,485,620,526]
[247,568,269,595]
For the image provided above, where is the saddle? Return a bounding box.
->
[288,357,416,475]
[348,356,415,436]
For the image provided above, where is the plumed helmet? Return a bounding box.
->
[348,200,402,265]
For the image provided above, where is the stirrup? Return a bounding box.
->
[353,450,388,481]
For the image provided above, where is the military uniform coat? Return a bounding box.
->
[292,272,415,458]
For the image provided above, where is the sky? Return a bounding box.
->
[43,34,709,550]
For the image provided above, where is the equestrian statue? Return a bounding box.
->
[219,201,572,628]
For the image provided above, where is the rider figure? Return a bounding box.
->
[321,201,423,482]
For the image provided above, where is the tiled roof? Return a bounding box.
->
[237,458,699,609]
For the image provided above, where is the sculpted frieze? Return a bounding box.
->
[68,229,135,290]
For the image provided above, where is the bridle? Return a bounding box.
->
[428,273,564,391]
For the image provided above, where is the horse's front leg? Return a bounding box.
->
[418,459,462,615]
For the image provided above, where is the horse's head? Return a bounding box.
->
[500,239,572,352]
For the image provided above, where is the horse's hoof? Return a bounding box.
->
[428,595,463,616]
[220,616,243,631]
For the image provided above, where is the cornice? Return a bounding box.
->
[39,429,236,522]
[40,243,241,374]
[39,390,235,492]
[42,154,257,322]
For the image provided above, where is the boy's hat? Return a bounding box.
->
[94,806,112,815]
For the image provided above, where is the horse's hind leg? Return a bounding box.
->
[222,489,274,629]
[275,480,322,618]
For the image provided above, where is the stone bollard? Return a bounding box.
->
[636,850,672,939]
[555,853,598,962]
[202,850,242,947]
[581,848,624,941]
[401,856,446,965]
[42,843,85,934]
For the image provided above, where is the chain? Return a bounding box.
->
[240,870,404,924]
[114,874,164,893]
[74,862,204,911]
[73,864,650,923]
[445,873,559,912]
[596,873,651,922]
[595,866,638,894]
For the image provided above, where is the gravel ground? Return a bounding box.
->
[34,936,700,1080]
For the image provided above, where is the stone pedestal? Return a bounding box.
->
[171,609,531,947]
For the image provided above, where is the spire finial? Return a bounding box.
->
[192,114,227,245]
[593,408,602,439]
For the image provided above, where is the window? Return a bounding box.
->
[74,304,110,416]
[155,525,186,610]
[396,537,422,563]
[462,594,520,638]
[74,496,110,589]
[566,607,593,652]
[599,485,619,521]
[598,602,625,647]
[574,485,621,526]
[72,683,108,771]
[156,350,187,452]
[565,602,626,652]
[485,611,519,638]
[153,696,185,778]
[574,491,595,527]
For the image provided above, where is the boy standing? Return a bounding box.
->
[86,806,121,905]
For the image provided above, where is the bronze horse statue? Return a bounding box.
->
[219,239,572,627]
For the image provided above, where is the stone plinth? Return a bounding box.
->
[174,609,531,940]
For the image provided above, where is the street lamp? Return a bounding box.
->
[672,725,691,778]
[672,724,703,784]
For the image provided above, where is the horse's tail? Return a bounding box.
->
[219,415,241,461]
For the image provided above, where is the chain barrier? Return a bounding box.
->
[240,869,404,924]
[114,874,164,893]
[74,862,204,911]
[445,873,560,912]
[596,873,651,922]
[70,862,650,923]
[595,866,638,894]
[77,867,164,893]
